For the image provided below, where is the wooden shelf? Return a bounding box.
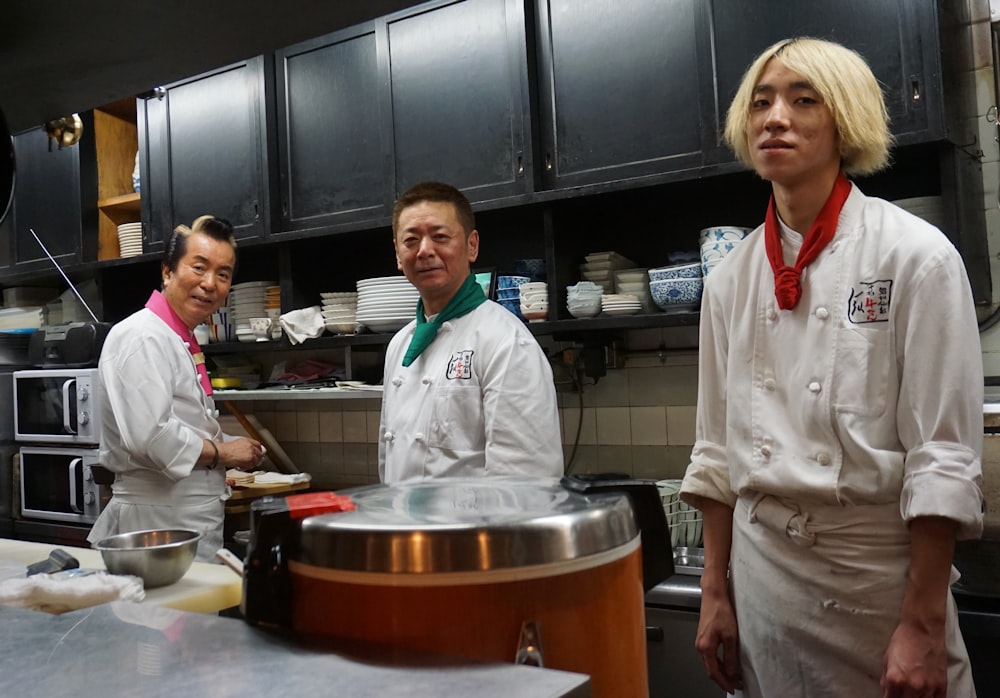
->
[98,191,140,212]
[94,101,140,262]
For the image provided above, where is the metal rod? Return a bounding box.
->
[28,227,100,323]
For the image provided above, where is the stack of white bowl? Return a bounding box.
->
[320,291,359,334]
[355,276,420,333]
[229,280,276,343]
[519,281,548,322]
[601,293,641,316]
[579,251,636,291]
[566,281,603,318]
[892,196,945,229]
[699,226,751,277]
[614,268,654,313]
[117,222,143,258]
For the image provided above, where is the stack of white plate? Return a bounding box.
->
[117,222,143,258]
[892,196,945,229]
[355,276,420,333]
[579,251,636,291]
[228,280,276,342]
[601,293,641,316]
[320,291,359,334]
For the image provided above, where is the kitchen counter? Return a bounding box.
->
[0,538,242,614]
[0,602,590,697]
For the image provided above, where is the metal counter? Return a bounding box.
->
[0,602,590,697]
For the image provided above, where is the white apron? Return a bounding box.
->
[730,494,976,698]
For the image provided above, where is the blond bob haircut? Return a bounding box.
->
[723,37,893,177]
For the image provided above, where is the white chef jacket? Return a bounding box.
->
[680,183,983,697]
[379,300,564,483]
[87,308,231,561]
[682,183,984,537]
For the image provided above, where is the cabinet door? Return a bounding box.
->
[535,0,715,189]
[275,23,389,232]
[708,0,942,162]
[384,0,533,201]
[6,127,82,272]
[142,56,272,248]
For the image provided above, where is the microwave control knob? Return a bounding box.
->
[84,469,94,482]
[79,387,89,401]
[84,492,95,505]
[79,411,90,425]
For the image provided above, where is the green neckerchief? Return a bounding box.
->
[402,273,487,367]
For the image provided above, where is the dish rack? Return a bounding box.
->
[656,479,704,566]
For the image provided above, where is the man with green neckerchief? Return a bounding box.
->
[378,181,564,484]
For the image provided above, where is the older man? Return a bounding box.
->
[378,181,563,483]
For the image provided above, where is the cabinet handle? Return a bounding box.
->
[910,77,921,103]
[516,152,524,175]
[646,625,664,642]
[153,86,166,101]
[544,152,553,171]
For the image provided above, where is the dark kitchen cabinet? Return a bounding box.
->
[384,0,534,202]
[140,56,274,249]
[274,23,390,233]
[2,127,87,273]
[706,0,943,164]
[533,0,717,189]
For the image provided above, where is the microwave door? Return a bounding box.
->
[62,378,78,435]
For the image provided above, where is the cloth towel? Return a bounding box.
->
[0,570,145,614]
[279,306,325,345]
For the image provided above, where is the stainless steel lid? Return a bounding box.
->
[296,476,638,573]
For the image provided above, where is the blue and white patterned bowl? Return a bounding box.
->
[497,297,523,318]
[698,226,752,245]
[700,240,742,263]
[497,275,530,290]
[648,262,702,282]
[496,287,521,301]
[512,258,547,280]
[650,277,703,309]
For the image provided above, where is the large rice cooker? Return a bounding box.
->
[242,475,673,698]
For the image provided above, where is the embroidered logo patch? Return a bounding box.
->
[446,350,474,380]
[847,279,892,324]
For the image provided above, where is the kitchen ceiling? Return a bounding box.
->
[0,0,422,134]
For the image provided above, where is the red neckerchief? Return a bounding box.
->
[764,172,852,310]
[145,290,212,396]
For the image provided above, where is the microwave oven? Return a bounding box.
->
[13,368,104,445]
[19,446,109,524]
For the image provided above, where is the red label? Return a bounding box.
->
[286,491,357,519]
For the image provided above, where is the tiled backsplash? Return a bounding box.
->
[233,331,700,490]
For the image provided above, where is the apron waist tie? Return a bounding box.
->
[745,493,902,548]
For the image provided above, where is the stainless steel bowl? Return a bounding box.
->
[94,529,201,588]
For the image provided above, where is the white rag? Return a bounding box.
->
[278,306,325,345]
[0,570,145,614]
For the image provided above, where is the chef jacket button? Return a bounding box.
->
[763,378,776,391]
[414,432,424,441]
[815,307,829,320]
[808,381,822,393]
[817,453,832,466]
[760,445,772,458]
[422,376,432,385]
[767,309,777,321]
[184,341,191,348]
[214,409,220,418]
[384,431,394,442]
[392,377,403,387]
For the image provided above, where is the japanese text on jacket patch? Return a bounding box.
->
[848,280,892,324]
[446,350,475,380]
